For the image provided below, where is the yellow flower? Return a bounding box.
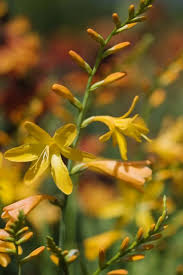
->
[4,122,95,194]
[82,96,150,160]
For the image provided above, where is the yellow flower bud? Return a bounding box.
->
[90,72,126,91]
[128,5,135,20]
[16,231,33,245]
[87,28,105,46]
[69,50,92,74]
[112,13,121,28]
[52,84,74,102]
[136,227,144,241]
[126,254,145,261]
[21,246,45,263]
[120,236,130,251]
[107,269,128,275]
[103,42,130,58]
[116,23,137,34]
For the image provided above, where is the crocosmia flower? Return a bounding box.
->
[82,96,150,160]
[4,122,95,194]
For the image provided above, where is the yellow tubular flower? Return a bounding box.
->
[4,122,95,194]
[82,96,150,160]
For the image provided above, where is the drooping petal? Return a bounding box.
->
[24,121,52,144]
[99,130,112,142]
[24,146,50,184]
[53,123,77,147]
[50,149,73,195]
[115,130,127,160]
[0,253,11,267]
[60,146,96,163]
[4,144,43,162]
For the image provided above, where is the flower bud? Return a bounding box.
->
[130,16,147,23]
[69,50,92,74]
[52,83,82,110]
[107,269,128,275]
[87,28,105,46]
[16,231,33,245]
[90,72,126,91]
[103,42,130,58]
[136,227,144,241]
[128,5,135,20]
[116,23,137,34]
[112,13,121,28]
[126,254,145,261]
[120,236,130,252]
[21,246,45,263]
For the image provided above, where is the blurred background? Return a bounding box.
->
[0,0,183,274]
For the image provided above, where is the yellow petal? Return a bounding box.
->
[99,131,112,142]
[24,121,52,144]
[0,253,11,267]
[50,148,73,194]
[4,144,43,162]
[60,146,96,163]
[54,123,77,147]
[115,130,127,160]
[24,146,50,184]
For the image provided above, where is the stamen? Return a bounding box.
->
[121,96,139,118]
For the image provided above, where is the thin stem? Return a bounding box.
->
[15,244,22,275]
[18,263,22,275]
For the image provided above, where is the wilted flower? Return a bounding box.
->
[4,122,95,194]
[85,159,152,190]
[1,194,55,220]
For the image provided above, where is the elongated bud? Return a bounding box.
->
[126,254,145,261]
[103,42,130,58]
[112,13,121,28]
[107,269,128,275]
[128,5,135,20]
[149,233,162,241]
[136,227,144,241]
[139,0,146,10]
[150,223,155,232]
[155,216,164,231]
[90,72,126,91]
[52,83,82,110]
[99,248,105,268]
[16,226,29,237]
[120,236,130,252]
[21,246,45,263]
[87,28,105,46]
[69,50,92,74]
[140,244,154,251]
[130,16,147,23]
[0,247,16,254]
[16,231,33,245]
[116,23,137,34]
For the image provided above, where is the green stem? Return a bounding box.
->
[18,263,22,275]
[93,252,121,275]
